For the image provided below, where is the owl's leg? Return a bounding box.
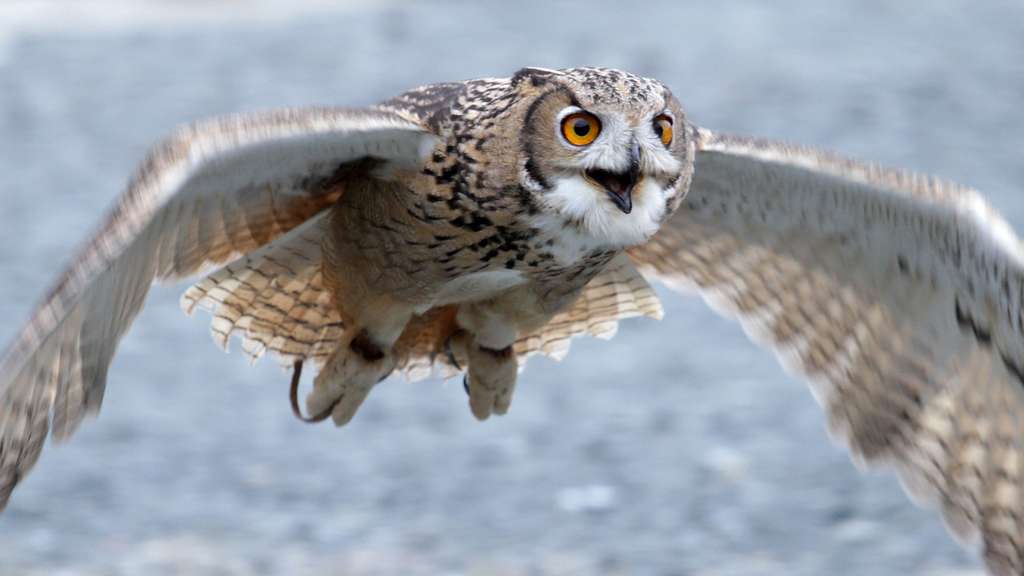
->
[454,301,522,420]
[305,295,413,426]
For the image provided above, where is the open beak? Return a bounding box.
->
[585,141,641,214]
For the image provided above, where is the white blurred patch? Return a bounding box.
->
[701,445,749,482]
[555,483,618,513]
[833,518,879,543]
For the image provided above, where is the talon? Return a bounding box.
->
[289,359,337,423]
[462,374,470,396]
[330,385,371,426]
[302,334,398,427]
[445,332,465,371]
[464,344,517,421]
[467,376,495,421]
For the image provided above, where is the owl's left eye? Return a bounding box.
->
[653,114,673,147]
[560,112,601,147]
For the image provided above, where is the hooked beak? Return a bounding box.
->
[584,141,641,214]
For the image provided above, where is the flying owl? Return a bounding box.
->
[1,67,1022,574]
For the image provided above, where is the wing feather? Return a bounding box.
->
[356,254,667,384]
[629,128,1024,574]
[181,211,343,366]
[514,254,664,363]
[0,107,434,509]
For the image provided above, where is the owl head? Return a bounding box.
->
[509,67,694,248]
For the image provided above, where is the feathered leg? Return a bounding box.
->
[452,297,535,420]
[304,293,413,426]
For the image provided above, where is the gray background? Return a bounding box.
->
[1,1,1021,574]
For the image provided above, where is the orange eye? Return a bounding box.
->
[560,112,601,146]
[653,114,673,147]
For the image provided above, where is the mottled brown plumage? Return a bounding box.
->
[2,67,1023,575]
[281,67,692,425]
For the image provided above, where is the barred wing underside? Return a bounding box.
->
[629,129,1024,575]
[0,107,434,510]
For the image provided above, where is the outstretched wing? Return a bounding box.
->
[0,107,435,510]
[628,128,1024,575]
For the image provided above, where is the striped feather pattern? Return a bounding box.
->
[185,248,664,384]
[629,130,1024,574]
[0,107,432,510]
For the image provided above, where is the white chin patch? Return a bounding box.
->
[540,176,667,248]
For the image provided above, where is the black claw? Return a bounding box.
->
[445,333,464,371]
[289,359,335,424]
[462,374,470,396]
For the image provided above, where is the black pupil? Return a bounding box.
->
[572,118,591,137]
[654,123,664,138]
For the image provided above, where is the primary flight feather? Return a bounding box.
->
[1,67,1021,575]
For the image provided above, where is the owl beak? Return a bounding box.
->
[585,142,641,214]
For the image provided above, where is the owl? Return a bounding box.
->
[1,66,1022,574]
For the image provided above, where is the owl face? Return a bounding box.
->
[515,67,694,248]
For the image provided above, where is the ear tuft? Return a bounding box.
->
[512,67,562,88]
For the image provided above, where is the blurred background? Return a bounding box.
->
[1,1,1021,574]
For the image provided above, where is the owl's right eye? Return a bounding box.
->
[560,112,601,146]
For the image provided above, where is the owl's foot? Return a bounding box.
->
[444,329,471,371]
[305,329,397,426]
[464,344,518,420]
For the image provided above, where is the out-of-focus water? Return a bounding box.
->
[1,1,1021,574]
